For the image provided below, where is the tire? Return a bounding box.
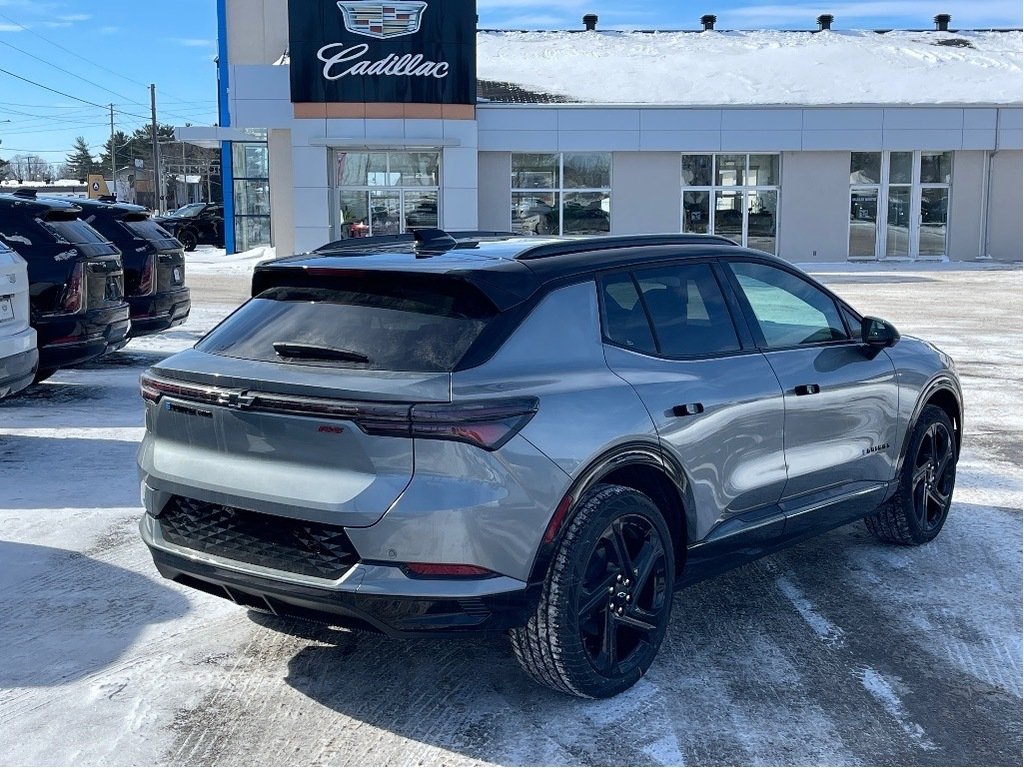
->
[510,484,675,698]
[179,230,198,252]
[32,367,57,384]
[865,405,957,545]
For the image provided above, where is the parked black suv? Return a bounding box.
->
[0,191,130,380]
[62,198,190,336]
[155,203,224,252]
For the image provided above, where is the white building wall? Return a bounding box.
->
[226,0,287,66]
[948,151,986,261]
[778,151,851,262]
[610,153,683,234]
[267,128,295,257]
[478,152,511,231]
[987,150,1023,261]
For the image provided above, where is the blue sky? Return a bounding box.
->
[1,0,1021,171]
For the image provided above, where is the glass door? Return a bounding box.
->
[849,151,953,261]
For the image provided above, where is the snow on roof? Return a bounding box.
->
[476,30,1023,105]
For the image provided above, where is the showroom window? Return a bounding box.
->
[334,151,440,238]
[849,151,952,260]
[681,154,780,254]
[511,153,611,236]
[232,142,271,252]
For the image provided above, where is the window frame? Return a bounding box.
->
[680,153,781,254]
[511,153,612,236]
[848,150,954,261]
[720,257,860,352]
[332,150,442,239]
[596,258,754,361]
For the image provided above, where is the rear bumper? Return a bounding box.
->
[141,513,538,637]
[129,287,191,336]
[0,342,38,398]
[35,304,131,369]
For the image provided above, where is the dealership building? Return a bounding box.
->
[182,1,1023,262]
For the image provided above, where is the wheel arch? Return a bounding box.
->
[528,441,694,583]
[899,376,963,473]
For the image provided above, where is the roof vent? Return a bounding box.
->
[934,13,951,31]
[817,14,834,30]
[583,13,598,31]
[700,14,716,30]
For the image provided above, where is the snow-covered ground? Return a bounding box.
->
[477,30,1023,104]
[0,263,1020,766]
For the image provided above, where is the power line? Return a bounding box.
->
[0,10,217,109]
[0,66,152,121]
[0,37,150,108]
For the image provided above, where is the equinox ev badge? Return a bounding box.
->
[337,0,427,39]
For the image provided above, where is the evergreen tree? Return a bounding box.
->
[65,136,98,180]
[99,130,134,174]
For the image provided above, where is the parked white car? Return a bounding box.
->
[0,240,38,398]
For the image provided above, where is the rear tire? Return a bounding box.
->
[865,405,957,545]
[510,484,674,698]
[179,230,198,252]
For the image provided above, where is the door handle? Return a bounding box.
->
[672,403,705,417]
[794,384,821,396]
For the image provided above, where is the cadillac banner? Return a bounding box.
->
[288,0,477,104]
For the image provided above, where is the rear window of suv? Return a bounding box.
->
[196,276,498,372]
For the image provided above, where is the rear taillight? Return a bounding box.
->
[61,262,84,313]
[409,399,539,451]
[137,255,156,296]
[139,372,538,451]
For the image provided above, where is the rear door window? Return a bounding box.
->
[197,276,498,372]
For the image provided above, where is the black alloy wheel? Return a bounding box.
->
[865,404,957,545]
[578,514,671,677]
[911,420,956,534]
[510,484,675,698]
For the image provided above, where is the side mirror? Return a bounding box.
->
[862,316,900,347]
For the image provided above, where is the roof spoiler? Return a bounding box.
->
[12,188,37,199]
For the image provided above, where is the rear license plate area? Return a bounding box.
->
[0,295,13,324]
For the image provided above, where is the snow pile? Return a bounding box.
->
[477,30,1023,105]
[186,244,277,276]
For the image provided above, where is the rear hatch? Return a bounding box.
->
[39,212,125,312]
[0,244,30,339]
[141,271,502,527]
[120,215,186,295]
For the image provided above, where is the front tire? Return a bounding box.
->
[865,405,957,545]
[510,484,675,698]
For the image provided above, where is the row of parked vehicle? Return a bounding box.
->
[0,189,192,398]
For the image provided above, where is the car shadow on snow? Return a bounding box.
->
[0,540,190,688]
[268,515,1022,766]
[0,434,143,510]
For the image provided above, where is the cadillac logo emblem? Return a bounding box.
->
[337,0,427,39]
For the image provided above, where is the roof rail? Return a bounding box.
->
[515,233,738,261]
[312,229,519,255]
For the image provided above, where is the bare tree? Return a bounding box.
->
[5,154,52,182]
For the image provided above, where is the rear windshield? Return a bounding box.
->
[40,218,109,246]
[196,279,498,372]
[124,219,179,248]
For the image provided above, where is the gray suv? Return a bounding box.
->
[138,231,962,698]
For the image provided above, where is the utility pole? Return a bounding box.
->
[150,84,162,214]
[109,104,116,200]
